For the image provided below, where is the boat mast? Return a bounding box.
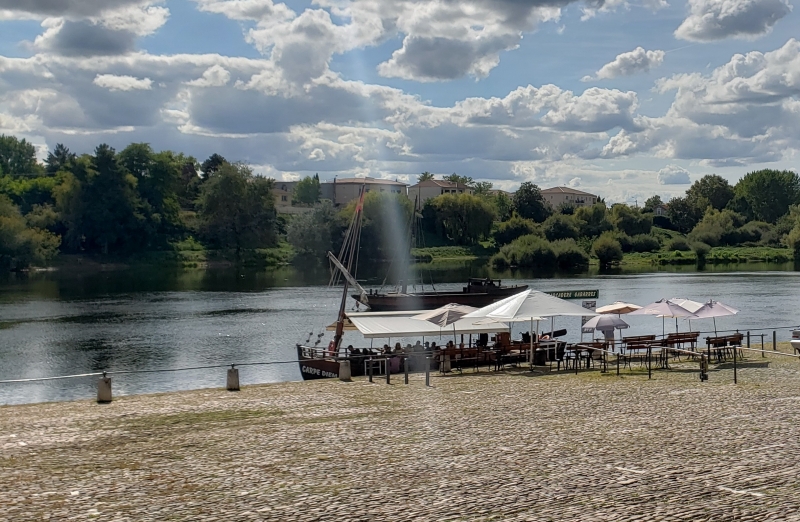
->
[332,186,366,351]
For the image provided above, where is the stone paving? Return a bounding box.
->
[3,353,800,521]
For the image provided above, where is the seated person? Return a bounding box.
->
[349,346,361,356]
[521,331,531,344]
[394,342,402,353]
[413,340,423,351]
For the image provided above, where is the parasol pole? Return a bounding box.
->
[713,317,717,335]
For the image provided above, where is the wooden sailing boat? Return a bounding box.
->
[296,186,367,380]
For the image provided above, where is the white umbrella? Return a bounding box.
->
[628,298,697,337]
[665,298,703,332]
[413,303,478,345]
[581,315,630,333]
[690,300,739,334]
[465,289,598,363]
[596,302,642,315]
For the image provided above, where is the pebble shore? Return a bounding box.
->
[3,353,800,521]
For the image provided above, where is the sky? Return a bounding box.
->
[0,0,798,203]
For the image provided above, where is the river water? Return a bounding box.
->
[2,262,799,405]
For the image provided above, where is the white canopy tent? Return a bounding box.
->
[344,310,509,339]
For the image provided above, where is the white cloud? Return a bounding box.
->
[93,73,153,91]
[186,65,231,87]
[675,0,792,42]
[568,176,581,187]
[583,47,665,81]
[657,164,691,184]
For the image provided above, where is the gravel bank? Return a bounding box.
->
[3,354,800,521]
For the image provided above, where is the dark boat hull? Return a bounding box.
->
[297,345,340,380]
[356,285,528,312]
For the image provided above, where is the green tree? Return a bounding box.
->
[200,153,226,179]
[592,232,623,267]
[491,192,513,221]
[418,171,435,182]
[287,200,340,259]
[542,214,579,241]
[688,208,743,246]
[686,174,734,212]
[199,163,277,256]
[443,173,474,187]
[734,169,800,223]
[643,195,662,213]
[473,181,493,197]
[574,202,612,238]
[424,193,495,245]
[513,182,551,223]
[45,143,77,175]
[0,135,40,177]
[493,215,539,246]
[0,195,59,270]
[292,174,321,206]
[611,204,652,236]
[666,196,701,233]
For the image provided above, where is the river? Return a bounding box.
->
[2,262,799,405]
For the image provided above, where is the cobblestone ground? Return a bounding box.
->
[3,352,800,521]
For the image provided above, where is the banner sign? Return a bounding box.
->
[546,289,599,300]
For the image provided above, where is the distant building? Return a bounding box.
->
[329,177,407,206]
[273,187,292,208]
[407,179,474,207]
[654,203,668,216]
[540,186,599,208]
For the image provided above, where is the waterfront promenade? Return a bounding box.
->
[3,355,800,521]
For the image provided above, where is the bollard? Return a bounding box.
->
[425,356,431,387]
[773,330,777,351]
[338,360,351,382]
[647,345,652,380]
[616,351,620,376]
[97,372,112,403]
[747,331,750,350]
[386,359,391,385]
[761,334,765,356]
[733,338,737,384]
[226,365,240,391]
[699,355,708,381]
[368,357,373,383]
[404,357,409,385]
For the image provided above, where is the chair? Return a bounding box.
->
[555,344,567,371]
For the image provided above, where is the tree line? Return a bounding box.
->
[0,135,277,271]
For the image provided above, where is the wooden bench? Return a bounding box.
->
[664,332,700,359]
[705,333,744,362]
[622,334,657,345]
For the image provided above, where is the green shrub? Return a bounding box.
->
[666,237,691,251]
[629,234,661,253]
[494,234,557,269]
[551,239,589,270]
[615,232,632,253]
[691,241,711,263]
[542,214,579,241]
[492,216,540,246]
[592,233,623,266]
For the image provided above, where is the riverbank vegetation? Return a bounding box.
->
[2,132,800,274]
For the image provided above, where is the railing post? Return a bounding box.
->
[647,345,652,380]
[761,334,765,356]
[404,357,409,385]
[226,364,240,391]
[425,356,431,387]
[616,351,620,376]
[746,331,750,350]
[368,357,373,383]
[733,339,737,385]
[773,330,777,351]
[386,358,391,385]
[97,372,112,403]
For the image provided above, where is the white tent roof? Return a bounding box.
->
[464,289,598,321]
[345,310,509,339]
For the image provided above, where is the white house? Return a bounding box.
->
[407,179,474,207]
[540,186,599,208]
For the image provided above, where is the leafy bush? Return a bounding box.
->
[615,232,632,253]
[492,234,556,270]
[551,238,589,270]
[666,237,691,251]
[629,234,661,253]
[691,241,711,262]
[737,221,772,244]
[611,204,652,236]
[492,215,539,246]
[542,214,579,241]
[592,232,623,266]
